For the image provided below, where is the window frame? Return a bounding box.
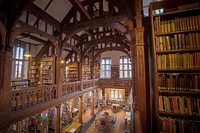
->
[12,44,29,80]
[110,89,123,100]
[119,56,132,78]
[100,57,112,78]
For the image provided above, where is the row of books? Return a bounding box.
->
[42,75,52,79]
[42,79,53,84]
[154,15,200,33]
[42,66,53,70]
[156,52,200,69]
[155,33,200,51]
[42,56,54,62]
[159,117,200,133]
[159,96,200,115]
[158,73,200,91]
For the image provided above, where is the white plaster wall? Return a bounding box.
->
[101,51,127,65]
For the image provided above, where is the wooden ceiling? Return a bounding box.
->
[0,0,138,61]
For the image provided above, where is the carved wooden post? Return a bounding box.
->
[55,104,61,133]
[79,61,83,90]
[72,98,76,111]
[67,100,71,120]
[82,94,85,113]
[129,14,147,133]
[78,95,83,123]
[56,56,62,98]
[91,90,94,116]
[90,61,95,86]
[0,51,12,118]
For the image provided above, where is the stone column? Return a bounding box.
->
[0,51,12,118]
[55,104,61,133]
[91,90,94,116]
[78,96,83,123]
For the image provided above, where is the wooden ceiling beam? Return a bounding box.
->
[44,0,53,11]
[36,44,51,60]
[28,4,60,29]
[0,10,7,18]
[72,34,81,41]
[20,33,48,45]
[74,0,92,20]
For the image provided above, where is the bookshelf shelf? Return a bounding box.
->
[156,48,200,54]
[159,112,200,120]
[155,29,200,36]
[158,69,200,72]
[150,1,200,132]
[153,7,200,17]
[159,90,200,95]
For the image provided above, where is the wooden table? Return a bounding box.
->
[112,103,120,112]
[95,114,116,125]
[65,122,81,133]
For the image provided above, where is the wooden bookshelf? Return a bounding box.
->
[40,56,55,85]
[82,65,90,80]
[111,65,119,78]
[61,64,67,83]
[94,63,100,79]
[30,59,39,86]
[66,62,78,82]
[150,1,200,132]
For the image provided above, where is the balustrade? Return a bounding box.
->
[98,78,132,88]
[83,80,94,89]
[11,85,57,112]
[62,81,81,96]
[10,78,131,112]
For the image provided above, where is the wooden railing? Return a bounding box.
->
[62,81,81,96]
[11,85,57,112]
[83,80,94,89]
[10,78,131,112]
[98,78,132,88]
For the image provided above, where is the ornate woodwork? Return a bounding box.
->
[0,0,149,132]
[11,85,57,112]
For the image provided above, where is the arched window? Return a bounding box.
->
[12,43,29,79]
[101,57,112,78]
[119,56,132,78]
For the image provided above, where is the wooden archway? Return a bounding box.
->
[9,24,61,56]
[0,21,7,51]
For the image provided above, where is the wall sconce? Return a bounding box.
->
[24,44,31,58]
[61,58,65,64]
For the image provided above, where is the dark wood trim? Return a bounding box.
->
[28,4,61,28]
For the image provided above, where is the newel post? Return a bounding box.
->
[0,51,12,118]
